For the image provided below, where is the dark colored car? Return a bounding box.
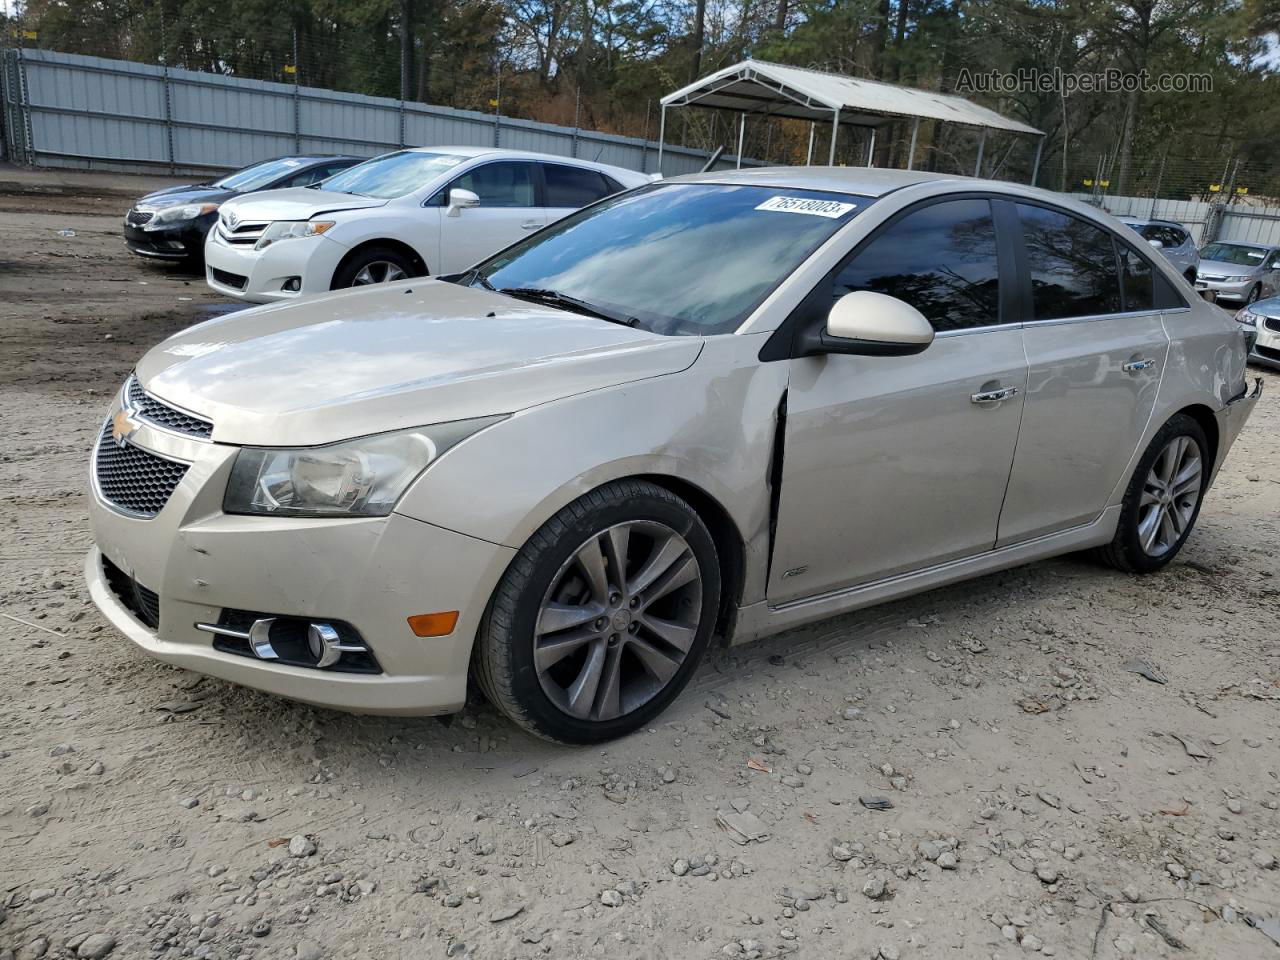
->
[123,155,362,263]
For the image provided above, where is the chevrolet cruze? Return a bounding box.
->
[87,168,1260,743]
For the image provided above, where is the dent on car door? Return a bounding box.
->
[767,197,1028,605]
[995,203,1171,546]
[438,161,542,273]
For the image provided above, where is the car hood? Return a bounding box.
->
[135,280,703,446]
[1198,259,1262,276]
[220,187,388,222]
[136,184,233,209]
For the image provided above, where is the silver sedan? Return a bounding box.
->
[86,168,1260,743]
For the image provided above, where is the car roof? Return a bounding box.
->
[671,166,955,196]
[400,145,633,172]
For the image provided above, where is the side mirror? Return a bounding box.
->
[446,188,479,218]
[1199,288,1217,304]
[1147,238,1164,249]
[799,290,935,358]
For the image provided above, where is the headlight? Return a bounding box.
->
[1235,311,1258,326]
[255,220,336,251]
[144,202,219,229]
[223,418,504,517]
[1223,275,1253,283]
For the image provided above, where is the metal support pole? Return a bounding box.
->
[974,129,986,177]
[736,112,745,169]
[292,29,302,153]
[640,101,651,174]
[1030,136,1043,186]
[806,122,815,165]
[656,105,667,174]
[866,127,876,167]
[907,117,920,171]
[828,109,839,165]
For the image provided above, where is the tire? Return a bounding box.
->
[1092,414,1209,574]
[474,480,721,744]
[330,245,421,289]
[1246,284,1261,305]
[1183,269,1197,284]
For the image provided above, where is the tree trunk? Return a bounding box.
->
[1115,86,1138,194]
[869,0,891,79]
[774,0,788,32]
[691,0,707,81]
[399,0,414,101]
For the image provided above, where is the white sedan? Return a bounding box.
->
[204,147,649,303]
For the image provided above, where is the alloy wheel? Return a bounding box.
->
[351,260,408,285]
[1137,435,1203,557]
[534,520,703,722]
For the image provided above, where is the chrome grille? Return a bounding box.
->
[126,209,153,226]
[216,217,268,245]
[126,377,213,438]
[93,422,189,518]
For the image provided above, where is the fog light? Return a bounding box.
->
[408,611,459,637]
[283,277,301,292]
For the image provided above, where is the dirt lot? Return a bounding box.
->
[1,167,1278,960]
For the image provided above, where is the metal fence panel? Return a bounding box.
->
[4,46,733,178]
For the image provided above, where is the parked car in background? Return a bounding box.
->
[87,168,1260,743]
[1194,241,1280,304]
[1233,295,1280,370]
[202,147,649,303]
[1120,218,1199,281]
[124,155,361,264]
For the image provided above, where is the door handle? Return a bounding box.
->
[520,220,541,230]
[970,386,1019,404]
[1122,358,1156,373]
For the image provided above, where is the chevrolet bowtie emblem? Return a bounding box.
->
[111,408,139,446]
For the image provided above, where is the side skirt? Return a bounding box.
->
[729,506,1121,646]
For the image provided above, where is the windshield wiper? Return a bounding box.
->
[498,287,638,327]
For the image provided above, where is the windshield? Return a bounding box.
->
[214,158,311,192]
[466,183,866,336]
[1200,243,1267,266]
[319,151,466,199]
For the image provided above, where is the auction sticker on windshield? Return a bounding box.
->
[755,196,857,218]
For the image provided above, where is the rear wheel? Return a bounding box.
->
[331,246,421,289]
[1092,414,1208,574]
[474,480,720,744]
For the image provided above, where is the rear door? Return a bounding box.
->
[437,160,542,273]
[540,163,620,226]
[995,202,1170,545]
[768,196,1028,602]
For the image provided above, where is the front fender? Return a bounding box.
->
[394,333,787,607]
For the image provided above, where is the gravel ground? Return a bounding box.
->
[1,168,1279,960]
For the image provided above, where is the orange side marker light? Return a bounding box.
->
[408,611,460,638]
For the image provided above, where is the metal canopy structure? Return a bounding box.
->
[658,59,1046,183]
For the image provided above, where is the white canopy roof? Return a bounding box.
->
[661,59,1042,137]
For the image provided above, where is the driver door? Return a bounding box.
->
[768,197,1027,603]
[437,160,544,274]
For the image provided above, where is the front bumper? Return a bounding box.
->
[1195,277,1258,302]
[124,217,214,261]
[85,408,514,715]
[1249,318,1280,370]
[203,230,346,304]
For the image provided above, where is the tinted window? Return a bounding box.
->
[1117,242,1154,311]
[543,164,613,208]
[452,162,536,208]
[471,183,865,336]
[1017,204,1121,320]
[832,198,1000,332]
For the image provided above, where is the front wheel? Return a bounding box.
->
[473,480,721,744]
[1246,284,1262,305]
[1092,414,1209,574]
[331,246,421,289]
